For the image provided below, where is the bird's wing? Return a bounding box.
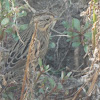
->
[3,24,35,74]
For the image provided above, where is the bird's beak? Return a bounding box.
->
[53,17,64,21]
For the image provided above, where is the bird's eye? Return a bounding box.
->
[46,18,50,21]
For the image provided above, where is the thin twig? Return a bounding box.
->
[87,67,100,96]
[51,28,63,34]
[72,83,87,100]
[51,34,70,37]
[0,46,9,52]
[58,42,72,68]
[13,25,24,44]
[16,29,24,45]
[55,36,61,59]
[23,0,36,13]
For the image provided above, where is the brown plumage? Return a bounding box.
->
[2,12,55,85]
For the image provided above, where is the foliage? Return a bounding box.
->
[2,92,16,100]
[2,58,70,100]
[0,0,28,41]
[49,42,56,49]
[33,58,71,99]
[62,18,92,53]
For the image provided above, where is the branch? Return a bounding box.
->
[23,0,36,13]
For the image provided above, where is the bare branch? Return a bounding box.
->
[23,0,36,13]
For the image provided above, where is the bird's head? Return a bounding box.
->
[32,12,56,31]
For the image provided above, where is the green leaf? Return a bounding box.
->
[72,18,80,31]
[7,86,17,91]
[12,33,19,41]
[57,83,63,90]
[8,92,14,100]
[38,58,42,67]
[72,42,81,48]
[66,38,71,42]
[63,31,67,34]
[46,55,53,60]
[2,93,8,98]
[5,27,13,34]
[19,24,28,30]
[66,31,73,36]
[84,32,92,39]
[67,72,72,77]
[45,65,49,70]
[39,88,44,94]
[5,0,10,11]
[1,0,3,4]
[72,36,80,42]
[48,78,56,88]
[1,18,9,25]
[44,65,51,72]
[62,21,69,29]
[84,21,89,30]
[18,11,27,17]
[49,42,55,48]
[73,32,78,36]
[84,45,88,53]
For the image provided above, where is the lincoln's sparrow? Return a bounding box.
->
[1,12,55,85]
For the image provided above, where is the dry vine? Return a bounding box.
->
[20,22,38,100]
[72,0,100,99]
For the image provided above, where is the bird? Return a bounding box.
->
[1,12,56,86]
